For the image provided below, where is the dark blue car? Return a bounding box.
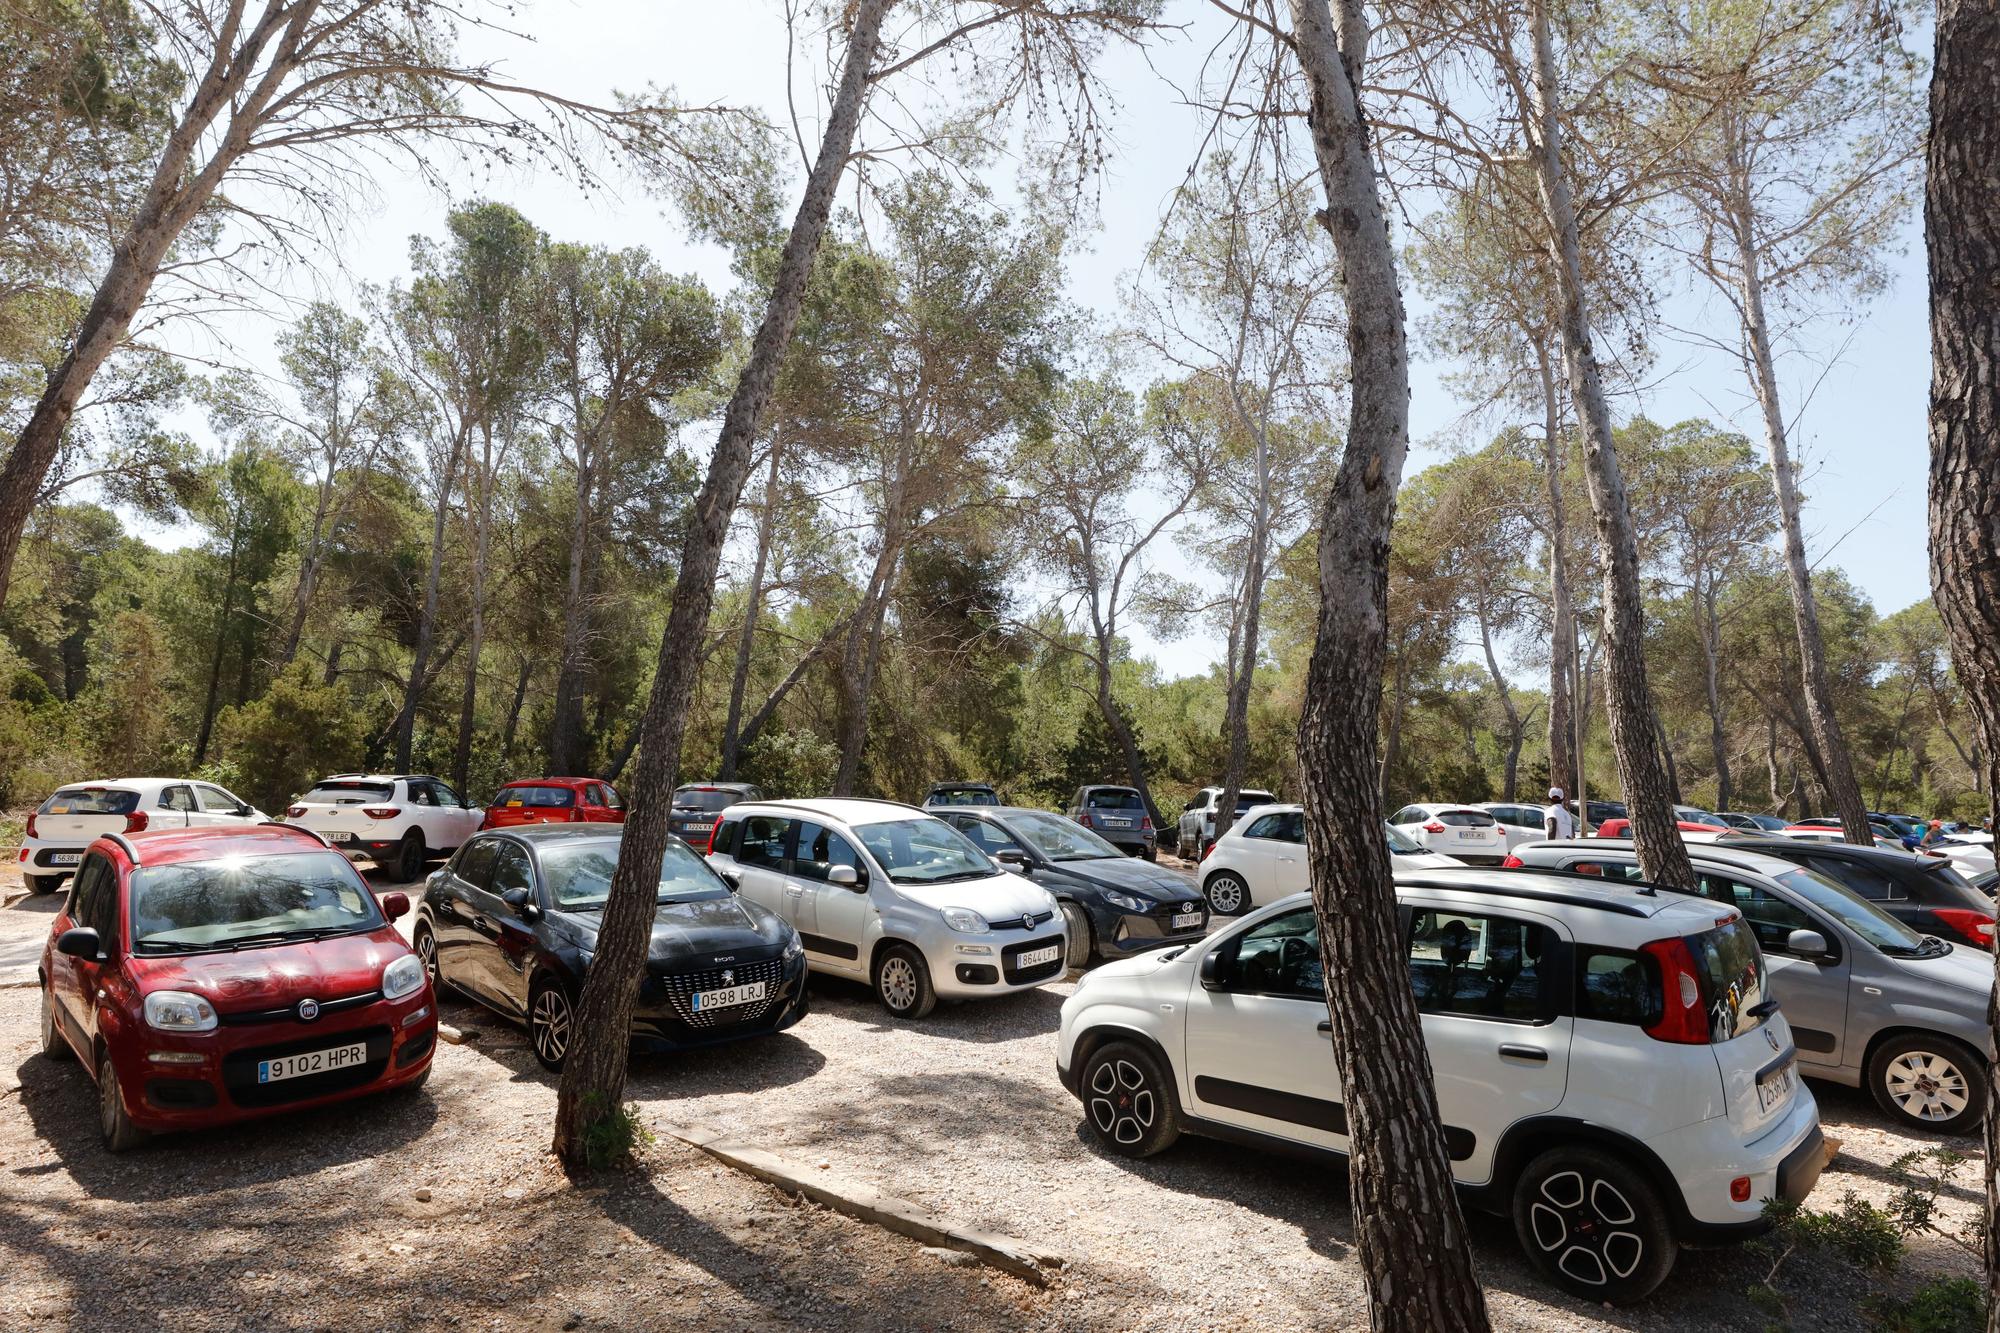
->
[936,807,1208,969]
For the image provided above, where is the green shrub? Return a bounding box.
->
[1872,1278,1985,1333]
[579,1095,653,1171]
[214,664,369,812]
[739,729,841,798]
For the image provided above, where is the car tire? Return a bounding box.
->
[1511,1146,1675,1304]
[39,985,70,1061]
[1060,902,1094,970]
[1203,871,1250,917]
[413,922,449,996]
[1143,845,1158,863]
[24,873,63,895]
[1080,1039,1180,1158]
[873,943,937,1020]
[528,977,575,1073]
[1867,1033,1988,1134]
[98,1054,146,1153]
[394,830,426,883]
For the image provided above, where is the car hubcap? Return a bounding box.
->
[100,1065,118,1138]
[416,933,438,986]
[1885,1052,1970,1121]
[1087,1058,1156,1146]
[532,990,570,1064]
[1208,877,1243,915]
[1526,1170,1644,1286]
[880,958,918,1010]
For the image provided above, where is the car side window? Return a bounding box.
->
[602,785,625,810]
[160,785,196,812]
[193,783,239,812]
[736,815,791,870]
[1575,948,1658,1025]
[1406,909,1548,1023]
[1390,806,1420,826]
[1243,813,1282,839]
[453,839,499,890]
[1221,908,1323,999]
[709,818,738,857]
[1727,882,1822,954]
[491,845,534,898]
[408,782,437,808]
[1805,856,1899,902]
[67,855,114,943]
[954,818,1020,859]
[792,821,864,884]
[433,780,465,807]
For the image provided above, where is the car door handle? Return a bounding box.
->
[472,915,491,931]
[1498,1043,1548,1062]
[1316,1021,1333,1038]
[785,882,804,897]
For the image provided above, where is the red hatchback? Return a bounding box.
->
[480,777,625,830]
[37,823,436,1150]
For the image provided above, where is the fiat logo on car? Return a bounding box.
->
[296,997,320,1022]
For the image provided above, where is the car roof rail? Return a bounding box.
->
[763,796,928,815]
[103,831,142,865]
[1398,869,1661,916]
[261,821,329,847]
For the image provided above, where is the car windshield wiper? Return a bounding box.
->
[900,869,992,884]
[217,925,360,951]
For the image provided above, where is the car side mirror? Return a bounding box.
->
[1198,948,1227,992]
[717,868,742,891]
[828,864,862,889]
[235,803,253,817]
[1786,928,1830,958]
[56,927,103,961]
[380,891,410,921]
[995,849,1027,868]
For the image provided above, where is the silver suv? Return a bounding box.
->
[705,798,1068,1019]
[1510,840,1996,1133]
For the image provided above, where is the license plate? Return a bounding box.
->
[1105,818,1133,828]
[683,821,714,834]
[328,831,356,844]
[1171,911,1203,930]
[1019,944,1061,969]
[1756,1059,1797,1114]
[258,1041,368,1083]
[691,981,765,1012]
[49,852,80,866]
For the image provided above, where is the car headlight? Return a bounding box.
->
[783,932,804,960]
[143,990,217,1032]
[1101,890,1152,913]
[381,953,426,1001]
[941,906,990,934]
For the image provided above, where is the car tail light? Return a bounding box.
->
[1639,937,1710,1044]
[1140,816,1153,831]
[124,812,149,833]
[1422,820,1446,833]
[705,822,721,854]
[363,807,401,820]
[1078,813,1093,828]
[1931,908,1994,947]
[1730,1176,1752,1203]
[1200,840,1215,862]
[286,805,306,818]
[1501,854,1524,868]
[24,812,36,838]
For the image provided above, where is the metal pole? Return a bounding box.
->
[1572,616,1587,833]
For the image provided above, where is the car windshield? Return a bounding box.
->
[855,818,997,883]
[540,839,728,908]
[302,781,392,804]
[130,851,383,953]
[1083,789,1143,811]
[42,787,138,815]
[1434,810,1493,827]
[1384,823,1427,854]
[1010,811,1121,861]
[930,789,998,806]
[500,785,575,809]
[672,787,739,813]
[1772,867,1939,955]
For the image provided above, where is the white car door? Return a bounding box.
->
[790,819,872,974]
[192,783,257,827]
[729,813,797,924]
[428,778,480,848]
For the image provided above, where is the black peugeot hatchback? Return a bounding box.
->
[1716,833,1996,948]
[412,824,808,1070]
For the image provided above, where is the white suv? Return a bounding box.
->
[706,798,1067,1019]
[1196,805,1457,915]
[1176,786,1279,856]
[18,778,267,893]
[1056,869,1827,1303]
[281,774,484,879]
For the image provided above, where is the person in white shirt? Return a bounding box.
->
[1544,787,1576,840]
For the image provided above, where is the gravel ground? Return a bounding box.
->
[0,854,1985,1330]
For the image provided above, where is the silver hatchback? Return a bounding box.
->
[1508,840,1995,1134]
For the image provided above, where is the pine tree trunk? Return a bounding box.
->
[192,531,242,767]
[550,441,595,775]
[721,444,783,780]
[1218,451,1272,838]
[1922,9,2000,1321]
[1094,640,1164,832]
[550,0,894,1170]
[1286,2,1491,1328]
[395,440,462,771]
[1535,343,1577,801]
[833,532,900,796]
[1730,203,1872,843]
[1698,583,1731,811]
[734,615,851,763]
[1521,0,1693,889]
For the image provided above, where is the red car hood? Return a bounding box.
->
[128,928,409,1011]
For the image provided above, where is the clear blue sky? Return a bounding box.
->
[151,1,1932,679]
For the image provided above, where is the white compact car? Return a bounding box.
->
[1196,805,1457,915]
[1388,802,1510,864]
[707,798,1067,1019]
[1478,802,1560,853]
[1057,870,1826,1303]
[17,778,267,893]
[282,774,484,879]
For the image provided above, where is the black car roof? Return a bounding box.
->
[1716,833,1936,869]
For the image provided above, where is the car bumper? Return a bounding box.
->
[1645,1083,1824,1238]
[115,991,437,1134]
[928,931,1068,998]
[1094,906,1209,957]
[18,838,87,879]
[629,952,809,1051]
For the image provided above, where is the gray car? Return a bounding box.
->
[1508,839,1995,1134]
[1065,785,1157,859]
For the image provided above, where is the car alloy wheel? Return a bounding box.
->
[39,985,69,1061]
[530,985,572,1070]
[414,927,443,991]
[1883,1050,1971,1123]
[1525,1169,1646,1289]
[1087,1056,1158,1147]
[1204,872,1248,916]
[879,956,920,1012]
[98,1054,144,1152]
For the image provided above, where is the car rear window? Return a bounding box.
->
[1686,916,1771,1042]
[303,782,393,803]
[1084,789,1143,810]
[1436,810,1494,827]
[1232,791,1278,812]
[931,789,998,806]
[672,787,739,813]
[501,785,576,809]
[41,788,139,815]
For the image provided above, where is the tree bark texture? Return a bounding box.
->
[1521,0,1694,889]
[1922,6,2000,1323]
[1217,450,1272,842]
[550,0,893,1169]
[720,444,784,780]
[549,434,597,776]
[1287,2,1492,1329]
[1536,344,1577,803]
[394,439,463,771]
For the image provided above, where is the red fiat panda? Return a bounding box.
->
[37,823,436,1150]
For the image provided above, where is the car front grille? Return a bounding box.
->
[986,908,1056,933]
[655,957,788,1030]
[221,1026,392,1107]
[1002,935,1065,985]
[218,989,383,1026]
